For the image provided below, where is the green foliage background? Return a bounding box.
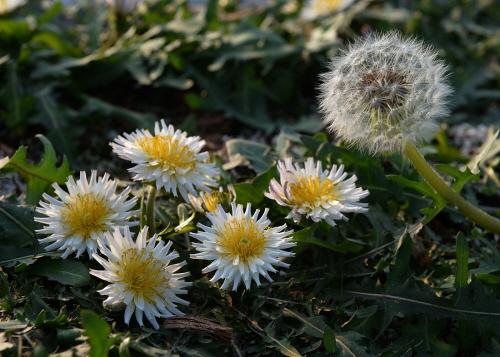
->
[0,0,499,356]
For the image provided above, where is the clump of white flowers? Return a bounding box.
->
[111,120,219,201]
[190,203,295,290]
[91,227,191,329]
[35,171,138,259]
[319,32,452,155]
[265,157,369,226]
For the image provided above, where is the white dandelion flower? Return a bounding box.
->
[265,157,369,227]
[90,226,191,329]
[190,203,295,290]
[319,31,452,155]
[35,171,138,259]
[111,120,220,202]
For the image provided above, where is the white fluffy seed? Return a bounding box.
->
[319,31,452,155]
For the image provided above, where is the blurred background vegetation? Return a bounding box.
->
[0,0,499,168]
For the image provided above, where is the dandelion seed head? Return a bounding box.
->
[319,32,452,154]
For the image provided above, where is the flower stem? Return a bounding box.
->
[403,141,500,234]
[145,185,157,234]
[106,8,118,45]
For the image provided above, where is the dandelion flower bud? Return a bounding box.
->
[319,32,452,155]
[188,186,234,213]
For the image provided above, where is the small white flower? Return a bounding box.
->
[90,227,191,329]
[188,186,234,213]
[319,31,452,155]
[190,203,295,290]
[111,120,219,202]
[35,171,138,259]
[265,157,369,227]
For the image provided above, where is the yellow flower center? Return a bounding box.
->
[201,191,223,212]
[61,193,110,239]
[136,135,196,172]
[287,176,336,207]
[117,248,169,303]
[313,0,341,14]
[218,218,266,263]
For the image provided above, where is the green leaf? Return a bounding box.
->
[37,2,64,25]
[386,175,442,202]
[0,19,32,50]
[32,259,90,287]
[0,201,36,246]
[0,134,71,205]
[81,310,112,357]
[476,274,500,285]
[208,44,298,72]
[434,131,467,163]
[225,139,276,173]
[323,328,336,353]
[282,308,368,356]
[34,309,69,328]
[80,95,157,129]
[57,328,82,346]
[0,246,38,267]
[0,60,33,128]
[343,279,500,323]
[293,227,364,254]
[37,90,75,161]
[276,341,302,357]
[204,0,219,28]
[455,233,469,289]
[0,272,8,298]
[31,31,79,57]
[0,201,39,267]
[418,165,478,222]
[184,93,204,109]
[188,67,275,131]
[234,166,277,206]
[435,164,479,191]
[387,234,413,288]
[335,331,371,357]
[0,320,28,331]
